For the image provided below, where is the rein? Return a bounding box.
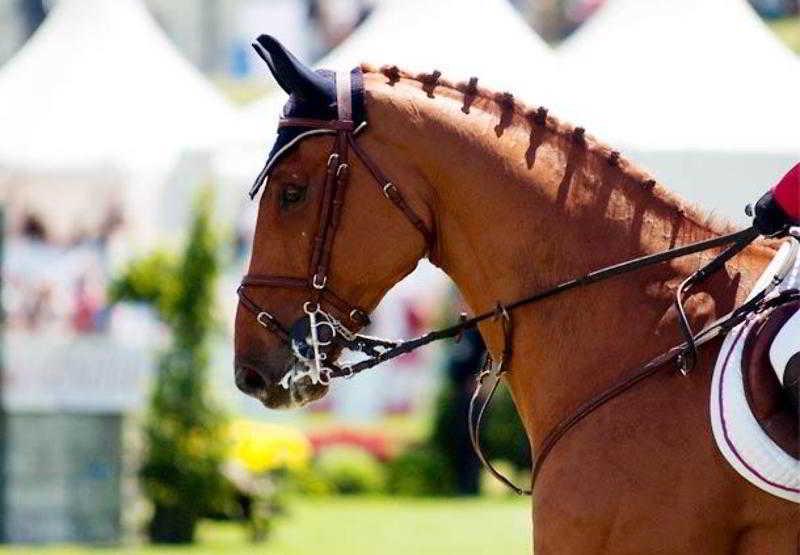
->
[329,227,760,379]
[239,69,799,495]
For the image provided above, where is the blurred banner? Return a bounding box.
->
[2,330,155,412]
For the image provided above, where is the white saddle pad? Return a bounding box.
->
[710,239,799,503]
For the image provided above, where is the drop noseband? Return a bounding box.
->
[237,70,433,385]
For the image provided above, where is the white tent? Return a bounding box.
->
[239,0,560,148]
[557,0,800,222]
[0,0,236,171]
[311,0,556,91]
[0,0,238,240]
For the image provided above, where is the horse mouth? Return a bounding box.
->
[279,358,330,408]
[235,357,329,410]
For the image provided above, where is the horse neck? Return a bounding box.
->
[362,71,775,442]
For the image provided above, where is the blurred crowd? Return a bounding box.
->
[3,212,122,334]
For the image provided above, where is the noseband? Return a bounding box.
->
[237,70,434,385]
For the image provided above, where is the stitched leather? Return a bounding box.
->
[278,118,355,130]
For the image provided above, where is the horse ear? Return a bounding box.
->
[252,35,329,101]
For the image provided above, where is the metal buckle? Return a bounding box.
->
[382,182,396,199]
[327,153,340,169]
[318,368,332,386]
[336,163,349,178]
[256,311,275,328]
[349,309,363,322]
[312,273,328,290]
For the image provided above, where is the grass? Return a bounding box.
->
[770,16,800,53]
[0,497,531,555]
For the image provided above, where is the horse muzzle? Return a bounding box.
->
[234,317,336,410]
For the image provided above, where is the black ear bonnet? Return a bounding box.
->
[249,35,365,198]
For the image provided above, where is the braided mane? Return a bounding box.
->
[361,64,736,239]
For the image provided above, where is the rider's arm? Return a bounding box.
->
[753,163,800,236]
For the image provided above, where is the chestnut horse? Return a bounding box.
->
[233,53,798,551]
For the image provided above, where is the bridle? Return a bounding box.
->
[239,69,800,495]
[237,70,434,386]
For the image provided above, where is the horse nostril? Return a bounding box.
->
[244,368,265,390]
[236,365,267,394]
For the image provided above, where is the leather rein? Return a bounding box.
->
[239,71,799,495]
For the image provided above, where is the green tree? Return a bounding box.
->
[111,191,229,543]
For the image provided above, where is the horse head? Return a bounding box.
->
[234,36,434,409]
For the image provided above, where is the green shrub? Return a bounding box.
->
[315,447,386,495]
[480,386,531,471]
[480,460,526,497]
[287,467,334,496]
[108,249,180,322]
[386,445,456,497]
[429,364,530,494]
[112,190,229,543]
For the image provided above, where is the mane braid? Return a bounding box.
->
[461,78,479,113]
[362,64,735,237]
[528,106,549,126]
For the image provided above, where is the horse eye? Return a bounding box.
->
[281,184,306,207]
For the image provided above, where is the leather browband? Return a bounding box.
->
[278,118,355,131]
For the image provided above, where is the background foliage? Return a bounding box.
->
[111,191,230,542]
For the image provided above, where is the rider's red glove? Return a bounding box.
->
[753,163,800,236]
